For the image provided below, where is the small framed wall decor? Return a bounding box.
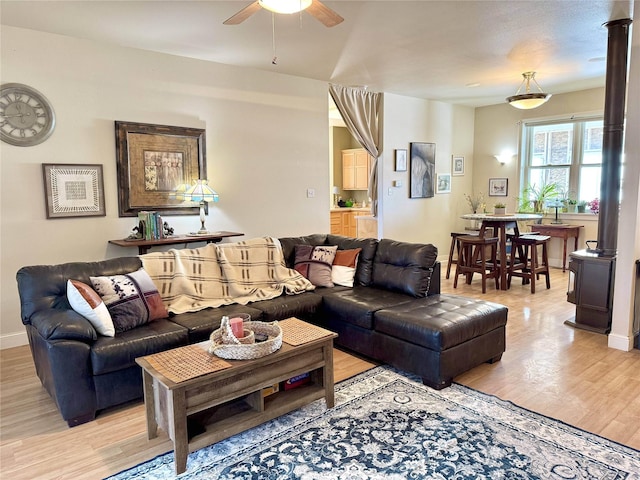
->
[436,173,451,194]
[452,156,464,176]
[42,163,106,218]
[394,149,407,171]
[489,178,508,196]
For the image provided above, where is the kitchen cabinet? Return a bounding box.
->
[342,148,373,191]
[330,210,368,237]
[330,211,342,235]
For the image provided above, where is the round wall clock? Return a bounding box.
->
[0,83,56,146]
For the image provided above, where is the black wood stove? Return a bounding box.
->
[566,18,632,334]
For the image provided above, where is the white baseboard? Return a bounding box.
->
[1,331,28,350]
[607,333,634,351]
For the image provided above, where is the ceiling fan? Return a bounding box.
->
[224,0,344,27]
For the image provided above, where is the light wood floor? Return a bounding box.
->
[2,266,639,479]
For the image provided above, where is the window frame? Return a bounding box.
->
[520,115,604,204]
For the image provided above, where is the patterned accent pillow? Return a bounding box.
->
[331,248,362,287]
[90,268,168,333]
[67,279,115,337]
[294,245,338,288]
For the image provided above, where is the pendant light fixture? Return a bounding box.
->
[506,71,552,109]
[258,0,312,14]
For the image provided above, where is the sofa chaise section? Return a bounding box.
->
[373,294,508,388]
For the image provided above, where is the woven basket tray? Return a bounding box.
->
[209,317,282,360]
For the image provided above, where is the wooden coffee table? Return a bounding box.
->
[135,318,337,474]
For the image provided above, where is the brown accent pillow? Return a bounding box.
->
[331,248,362,287]
[294,245,338,287]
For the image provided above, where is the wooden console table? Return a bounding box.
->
[530,224,583,272]
[109,231,244,255]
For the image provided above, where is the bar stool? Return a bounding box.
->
[446,231,479,279]
[507,234,551,293]
[453,235,500,293]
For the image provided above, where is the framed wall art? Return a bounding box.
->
[409,142,435,198]
[436,173,451,194]
[452,156,464,176]
[489,178,508,196]
[115,121,206,217]
[42,163,106,218]
[394,149,407,171]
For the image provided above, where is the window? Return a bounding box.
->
[521,117,603,205]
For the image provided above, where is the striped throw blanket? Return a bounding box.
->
[140,237,314,314]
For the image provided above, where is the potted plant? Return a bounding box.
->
[559,189,577,213]
[517,182,560,214]
[494,202,506,215]
[464,192,485,214]
[577,200,588,213]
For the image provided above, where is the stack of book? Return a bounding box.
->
[137,211,165,240]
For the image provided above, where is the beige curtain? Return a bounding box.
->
[329,84,382,217]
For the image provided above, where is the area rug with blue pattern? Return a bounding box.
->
[107,365,639,479]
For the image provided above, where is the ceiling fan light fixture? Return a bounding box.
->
[506,71,551,110]
[258,0,312,14]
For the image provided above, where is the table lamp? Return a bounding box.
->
[546,199,564,224]
[180,179,219,234]
[332,186,340,207]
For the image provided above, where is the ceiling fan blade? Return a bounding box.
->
[306,0,344,27]
[223,1,262,25]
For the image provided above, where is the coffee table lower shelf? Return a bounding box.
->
[137,330,337,475]
[188,383,325,451]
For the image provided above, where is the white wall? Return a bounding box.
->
[0,26,331,347]
[380,93,476,255]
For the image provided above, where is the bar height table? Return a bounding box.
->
[460,213,542,290]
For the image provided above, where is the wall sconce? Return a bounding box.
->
[494,151,513,166]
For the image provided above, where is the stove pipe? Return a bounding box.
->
[597,18,632,256]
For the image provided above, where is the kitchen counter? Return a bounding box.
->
[329,207,371,212]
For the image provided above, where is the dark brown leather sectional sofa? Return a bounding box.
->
[16,234,507,427]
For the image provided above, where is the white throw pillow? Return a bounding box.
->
[67,279,115,337]
[331,248,362,287]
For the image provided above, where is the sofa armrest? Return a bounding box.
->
[30,308,97,343]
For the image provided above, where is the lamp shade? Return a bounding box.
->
[506,72,551,110]
[181,179,219,203]
[258,0,312,14]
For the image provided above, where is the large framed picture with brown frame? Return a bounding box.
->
[115,121,206,217]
